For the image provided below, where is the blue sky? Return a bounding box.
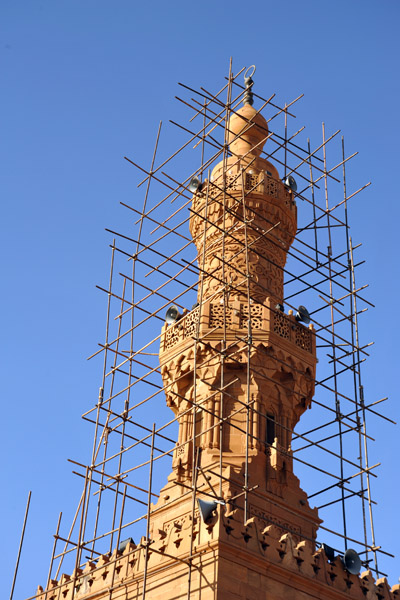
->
[1,1,400,597]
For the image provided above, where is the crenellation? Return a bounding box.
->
[34,505,399,600]
[376,578,395,600]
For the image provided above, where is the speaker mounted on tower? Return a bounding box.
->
[342,548,362,575]
[284,175,297,192]
[295,305,311,324]
[321,543,335,561]
[165,305,182,325]
[188,176,203,193]
[118,537,135,554]
[197,498,225,523]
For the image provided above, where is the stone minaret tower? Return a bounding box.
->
[35,89,399,600]
[158,94,320,543]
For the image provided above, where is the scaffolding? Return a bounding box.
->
[25,62,395,599]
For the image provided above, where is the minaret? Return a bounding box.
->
[34,76,399,600]
[158,80,320,543]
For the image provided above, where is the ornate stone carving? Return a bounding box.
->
[36,506,399,600]
[160,98,317,533]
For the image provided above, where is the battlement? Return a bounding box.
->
[35,508,399,600]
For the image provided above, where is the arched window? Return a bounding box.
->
[194,408,203,447]
[266,413,276,446]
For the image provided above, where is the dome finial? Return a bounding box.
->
[243,65,256,106]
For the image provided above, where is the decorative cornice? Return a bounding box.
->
[35,508,399,600]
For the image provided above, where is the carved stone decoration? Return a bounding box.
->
[189,105,297,306]
[33,97,400,600]
[158,101,320,542]
[35,504,400,600]
[190,183,296,304]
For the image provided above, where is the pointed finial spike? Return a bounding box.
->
[243,65,256,106]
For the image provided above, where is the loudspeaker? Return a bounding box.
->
[284,175,297,192]
[197,499,218,523]
[165,305,182,324]
[188,177,203,193]
[295,305,311,324]
[118,537,134,553]
[321,543,335,561]
[342,548,361,575]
